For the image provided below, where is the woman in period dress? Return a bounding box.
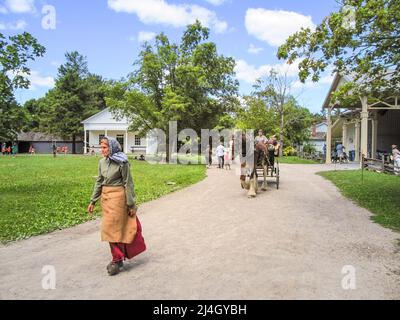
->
[87,137,140,276]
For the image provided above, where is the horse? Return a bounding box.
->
[240,136,269,198]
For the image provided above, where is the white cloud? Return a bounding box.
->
[204,0,227,6]
[27,71,55,89]
[0,19,27,30]
[108,0,228,33]
[247,44,263,55]
[7,70,55,89]
[138,31,156,43]
[4,0,36,14]
[293,74,334,89]
[245,8,315,47]
[235,59,300,84]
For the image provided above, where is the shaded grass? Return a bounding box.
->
[279,156,319,164]
[318,170,400,232]
[0,155,206,243]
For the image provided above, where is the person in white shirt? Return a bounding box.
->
[216,142,225,169]
[255,130,268,145]
[392,144,400,175]
[348,138,356,162]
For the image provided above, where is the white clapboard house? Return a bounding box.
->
[81,108,148,155]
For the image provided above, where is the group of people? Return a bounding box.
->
[255,130,280,152]
[330,139,356,163]
[52,145,69,157]
[204,130,280,170]
[205,142,232,170]
[331,141,400,174]
[1,142,18,156]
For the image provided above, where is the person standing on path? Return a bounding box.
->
[87,137,143,276]
[348,139,356,162]
[336,142,344,163]
[205,145,212,168]
[391,144,400,175]
[216,142,225,169]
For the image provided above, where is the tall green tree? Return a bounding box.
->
[277,0,400,100]
[106,21,239,160]
[253,70,303,155]
[236,95,275,135]
[236,94,313,149]
[43,52,107,153]
[0,32,45,140]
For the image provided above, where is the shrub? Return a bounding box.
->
[283,146,297,157]
[303,143,316,154]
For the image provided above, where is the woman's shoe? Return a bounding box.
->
[107,261,123,276]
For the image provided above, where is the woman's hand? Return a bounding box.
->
[87,203,95,215]
[128,206,137,217]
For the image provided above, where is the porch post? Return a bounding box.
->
[84,130,87,154]
[360,96,369,159]
[371,112,378,159]
[355,120,361,162]
[125,130,129,155]
[343,122,348,152]
[326,106,332,164]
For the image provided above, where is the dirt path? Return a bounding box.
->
[1,163,399,300]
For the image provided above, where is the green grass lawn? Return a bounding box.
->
[0,155,206,243]
[279,156,319,164]
[318,170,400,232]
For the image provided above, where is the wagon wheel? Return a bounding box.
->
[276,161,280,190]
[270,163,274,177]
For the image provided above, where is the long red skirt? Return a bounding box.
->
[109,217,146,262]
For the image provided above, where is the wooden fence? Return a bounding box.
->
[298,152,325,163]
[362,156,396,175]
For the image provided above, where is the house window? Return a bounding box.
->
[99,134,105,144]
[116,135,124,152]
[135,136,141,146]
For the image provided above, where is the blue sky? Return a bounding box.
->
[1,0,341,113]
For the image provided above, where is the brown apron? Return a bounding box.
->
[101,186,137,244]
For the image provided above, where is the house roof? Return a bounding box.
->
[81,108,128,125]
[323,72,398,110]
[322,73,351,109]
[18,132,83,142]
[310,132,326,141]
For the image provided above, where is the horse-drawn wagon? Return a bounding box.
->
[240,135,281,197]
[257,144,280,190]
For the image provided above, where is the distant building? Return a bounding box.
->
[308,122,327,153]
[323,73,400,162]
[81,108,151,155]
[16,132,83,154]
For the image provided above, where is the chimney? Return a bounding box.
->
[312,124,317,137]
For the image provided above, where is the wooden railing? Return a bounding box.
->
[362,156,396,175]
[298,152,325,163]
